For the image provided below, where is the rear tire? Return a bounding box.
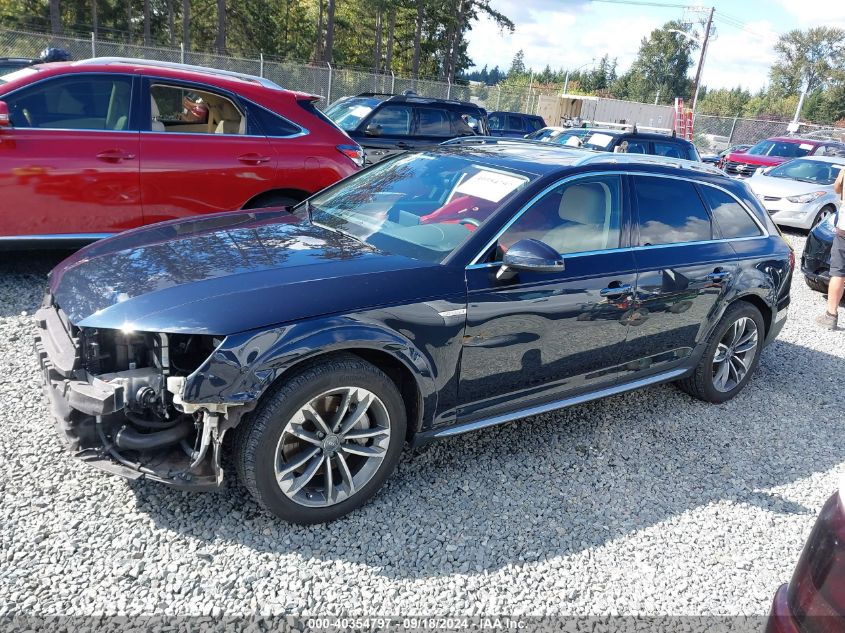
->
[233,354,406,524]
[676,302,765,404]
[812,205,835,229]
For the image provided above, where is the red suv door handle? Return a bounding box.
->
[96,149,136,162]
[237,153,271,165]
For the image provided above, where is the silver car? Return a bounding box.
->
[747,156,845,230]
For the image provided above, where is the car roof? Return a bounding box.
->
[489,111,542,118]
[765,136,826,145]
[350,92,484,112]
[439,138,721,177]
[584,128,693,143]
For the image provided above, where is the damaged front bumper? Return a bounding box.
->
[35,300,228,491]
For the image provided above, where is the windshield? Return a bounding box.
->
[324,97,383,131]
[303,152,536,263]
[747,139,814,158]
[767,159,845,185]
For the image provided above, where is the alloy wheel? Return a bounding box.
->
[711,317,759,393]
[815,207,834,227]
[274,387,391,507]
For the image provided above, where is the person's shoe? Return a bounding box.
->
[817,311,839,330]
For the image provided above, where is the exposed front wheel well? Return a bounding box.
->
[253,349,423,444]
[242,188,310,209]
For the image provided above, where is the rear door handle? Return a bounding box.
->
[96,149,136,162]
[396,142,412,149]
[600,283,633,297]
[237,153,272,165]
[706,271,731,282]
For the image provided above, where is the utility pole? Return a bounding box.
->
[690,6,714,113]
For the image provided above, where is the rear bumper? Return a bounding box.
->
[35,301,221,491]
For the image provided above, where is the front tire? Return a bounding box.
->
[234,355,406,524]
[676,302,765,403]
[812,205,835,229]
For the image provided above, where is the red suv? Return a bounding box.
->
[0,58,362,245]
[721,136,845,178]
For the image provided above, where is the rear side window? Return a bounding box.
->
[416,107,451,136]
[526,117,544,132]
[368,105,411,135]
[654,141,684,159]
[634,176,712,246]
[699,186,763,239]
[5,74,132,130]
[488,113,505,131]
[450,111,477,136]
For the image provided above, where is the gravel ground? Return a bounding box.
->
[0,231,844,622]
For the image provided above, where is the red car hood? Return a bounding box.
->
[725,153,790,167]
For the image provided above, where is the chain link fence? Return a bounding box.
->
[3,27,842,147]
[0,27,470,108]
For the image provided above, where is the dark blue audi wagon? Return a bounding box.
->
[37,141,793,523]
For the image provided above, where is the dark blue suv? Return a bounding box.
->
[488,110,546,137]
[37,141,792,523]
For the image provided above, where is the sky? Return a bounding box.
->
[466,0,845,92]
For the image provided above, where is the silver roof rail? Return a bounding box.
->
[574,152,725,176]
[74,57,284,91]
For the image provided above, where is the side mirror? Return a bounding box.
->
[364,123,382,137]
[0,101,10,127]
[497,239,565,281]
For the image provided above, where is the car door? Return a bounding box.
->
[624,174,740,381]
[139,78,277,223]
[413,106,458,146]
[356,103,416,165]
[459,173,637,422]
[0,72,140,237]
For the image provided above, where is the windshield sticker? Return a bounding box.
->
[454,170,527,202]
[586,133,614,148]
[799,143,814,150]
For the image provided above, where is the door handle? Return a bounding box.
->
[396,142,411,149]
[706,271,731,282]
[96,149,136,162]
[237,153,271,165]
[600,283,633,297]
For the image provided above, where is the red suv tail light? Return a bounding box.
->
[337,144,364,168]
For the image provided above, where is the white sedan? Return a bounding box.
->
[746,156,844,230]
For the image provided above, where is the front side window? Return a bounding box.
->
[488,113,505,131]
[699,186,762,239]
[634,176,712,246]
[496,175,623,257]
[303,152,536,263]
[367,105,412,136]
[5,74,132,130]
[416,107,451,136]
[150,84,244,135]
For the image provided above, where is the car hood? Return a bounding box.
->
[726,153,790,167]
[50,210,461,335]
[747,174,833,198]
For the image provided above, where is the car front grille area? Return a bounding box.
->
[724,161,759,177]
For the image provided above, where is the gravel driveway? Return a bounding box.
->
[1,231,843,622]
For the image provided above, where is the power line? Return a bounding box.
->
[589,0,689,8]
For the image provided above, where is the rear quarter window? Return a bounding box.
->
[698,186,763,239]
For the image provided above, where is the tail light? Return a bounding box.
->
[337,144,364,168]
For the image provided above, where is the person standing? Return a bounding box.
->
[818,167,845,330]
